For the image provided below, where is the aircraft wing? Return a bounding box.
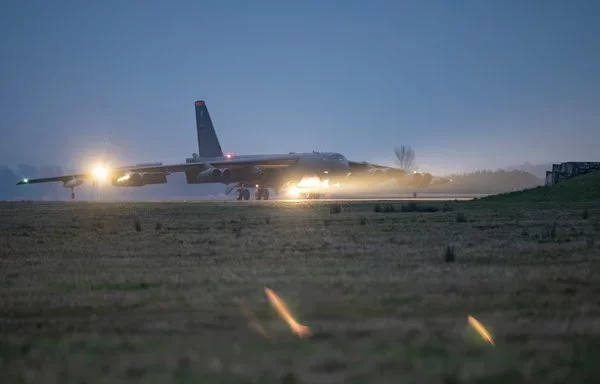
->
[346,160,451,188]
[15,155,299,186]
[16,174,88,185]
[125,156,299,174]
[348,161,397,171]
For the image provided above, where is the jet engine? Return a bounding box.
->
[391,169,407,184]
[371,169,387,181]
[409,172,423,186]
[221,168,232,180]
[420,173,433,187]
[199,168,221,178]
[112,172,167,187]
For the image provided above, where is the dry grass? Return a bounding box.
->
[1,200,600,383]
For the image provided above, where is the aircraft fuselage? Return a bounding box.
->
[185,151,350,190]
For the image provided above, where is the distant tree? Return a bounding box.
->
[394,145,416,171]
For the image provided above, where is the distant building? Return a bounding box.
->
[545,162,600,186]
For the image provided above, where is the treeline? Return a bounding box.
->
[505,162,553,179]
[429,169,544,194]
[0,165,227,201]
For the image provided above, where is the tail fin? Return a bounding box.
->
[194,100,223,158]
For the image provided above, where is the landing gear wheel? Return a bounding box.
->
[236,189,243,201]
[71,192,75,200]
[243,189,250,200]
[255,188,270,200]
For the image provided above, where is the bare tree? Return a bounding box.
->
[394,145,416,171]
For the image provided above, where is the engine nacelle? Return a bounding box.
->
[199,168,221,178]
[420,173,433,187]
[371,169,387,181]
[112,172,167,187]
[195,168,221,182]
[409,173,423,186]
[63,178,84,188]
[221,168,232,180]
[393,170,407,184]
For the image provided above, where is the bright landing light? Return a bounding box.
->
[286,176,333,198]
[92,166,109,181]
[287,186,300,198]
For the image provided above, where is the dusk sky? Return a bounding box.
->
[1,0,599,175]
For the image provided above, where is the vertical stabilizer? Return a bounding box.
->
[194,100,223,158]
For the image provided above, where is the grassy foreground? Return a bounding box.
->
[1,199,600,383]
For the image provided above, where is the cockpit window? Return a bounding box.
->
[321,153,347,162]
[331,154,347,162]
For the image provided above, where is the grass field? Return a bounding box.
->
[1,198,600,383]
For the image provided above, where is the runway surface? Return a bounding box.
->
[3,194,484,204]
[214,196,475,203]
[70,196,479,203]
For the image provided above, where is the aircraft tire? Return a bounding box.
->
[236,189,244,201]
[263,189,269,200]
[243,189,250,200]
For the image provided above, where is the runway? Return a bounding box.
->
[86,195,480,203]
[8,194,484,204]
[216,196,476,203]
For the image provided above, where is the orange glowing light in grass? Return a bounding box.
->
[264,287,312,338]
[468,315,495,346]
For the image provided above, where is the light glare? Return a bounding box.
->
[92,166,109,181]
[287,186,300,198]
[116,174,131,183]
[265,287,312,338]
[468,315,495,346]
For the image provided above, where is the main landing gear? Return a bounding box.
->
[255,188,270,200]
[235,188,250,201]
[70,187,75,200]
[234,184,270,201]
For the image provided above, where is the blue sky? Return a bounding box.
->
[1,0,599,175]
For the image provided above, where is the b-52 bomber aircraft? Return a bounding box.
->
[17,100,449,200]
